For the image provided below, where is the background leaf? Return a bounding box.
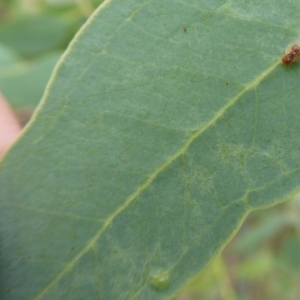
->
[1,0,300,299]
[0,15,70,57]
[0,43,20,68]
[0,51,62,108]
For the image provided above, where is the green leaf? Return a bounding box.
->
[1,0,300,299]
[0,52,62,108]
[0,15,70,57]
[0,44,20,68]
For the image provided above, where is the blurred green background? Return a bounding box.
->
[0,0,103,124]
[1,1,300,299]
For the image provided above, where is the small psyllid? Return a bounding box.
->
[282,44,300,65]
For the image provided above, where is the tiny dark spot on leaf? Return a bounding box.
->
[226,82,229,86]
[70,234,77,240]
[183,27,187,32]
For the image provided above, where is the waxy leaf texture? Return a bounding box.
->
[1,0,300,299]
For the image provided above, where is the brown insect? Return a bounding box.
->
[282,44,300,65]
[183,27,187,32]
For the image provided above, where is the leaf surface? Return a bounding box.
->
[1,0,300,299]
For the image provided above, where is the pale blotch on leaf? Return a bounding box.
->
[150,270,170,290]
